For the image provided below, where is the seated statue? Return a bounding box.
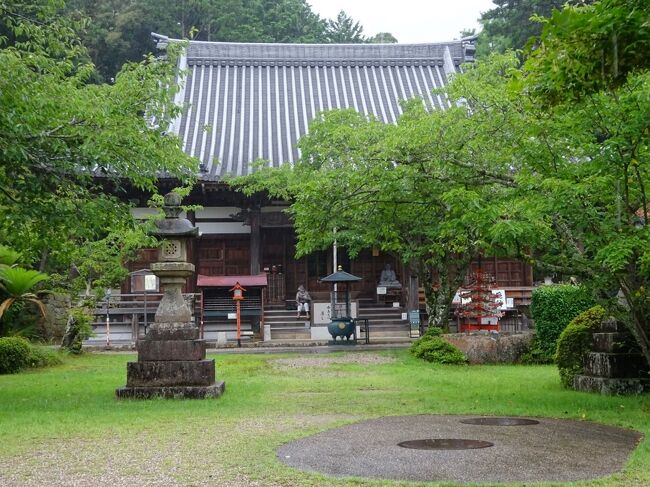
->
[378,264,401,288]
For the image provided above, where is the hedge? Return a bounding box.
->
[555,305,605,388]
[530,285,594,361]
[0,337,62,374]
[0,337,32,374]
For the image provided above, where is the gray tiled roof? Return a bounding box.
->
[157,35,472,181]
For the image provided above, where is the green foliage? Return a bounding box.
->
[234,53,529,328]
[555,305,606,388]
[530,285,594,361]
[519,336,553,365]
[368,32,397,44]
[62,0,372,81]
[0,267,49,296]
[0,336,62,373]
[0,266,49,334]
[476,0,584,57]
[0,0,195,293]
[325,10,366,43]
[410,334,467,365]
[0,245,21,267]
[422,326,444,338]
[523,0,650,102]
[27,345,63,369]
[60,307,94,354]
[0,336,31,373]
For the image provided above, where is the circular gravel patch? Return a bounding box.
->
[277,415,643,484]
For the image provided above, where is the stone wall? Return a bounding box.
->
[444,332,534,364]
[41,293,71,342]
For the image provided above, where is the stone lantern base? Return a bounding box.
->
[116,324,225,399]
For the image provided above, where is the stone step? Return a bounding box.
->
[271,329,311,340]
[573,375,649,395]
[583,352,649,378]
[599,318,622,333]
[136,339,206,361]
[271,323,311,332]
[592,332,639,353]
[125,360,215,387]
[366,330,411,338]
[265,315,310,322]
[363,336,413,343]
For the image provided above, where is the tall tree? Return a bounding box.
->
[64,0,331,81]
[510,0,650,365]
[368,32,398,44]
[476,0,591,57]
[523,0,650,102]
[0,0,194,289]
[233,54,530,327]
[325,10,366,43]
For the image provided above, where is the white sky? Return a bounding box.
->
[307,0,496,43]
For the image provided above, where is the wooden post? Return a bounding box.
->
[236,300,241,347]
[249,208,261,275]
[200,289,205,339]
[131,314,138,341]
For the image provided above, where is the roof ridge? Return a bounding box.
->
[152,33,466,62]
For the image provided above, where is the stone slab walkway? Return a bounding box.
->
[277,415,642,484]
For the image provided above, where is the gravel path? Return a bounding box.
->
[0,415,351,487]
[270,353,396,369]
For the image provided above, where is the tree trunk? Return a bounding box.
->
[629,312,650,368]
[420,255,472,329]
[619,277,650,368]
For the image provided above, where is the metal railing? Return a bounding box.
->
[88,292,201,346]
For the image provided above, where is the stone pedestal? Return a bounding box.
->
[574,318,649,395]
[116,323,225,399]
[116,192,225,399]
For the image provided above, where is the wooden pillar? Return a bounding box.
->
[249,208,261,275]
[407,266,419,312]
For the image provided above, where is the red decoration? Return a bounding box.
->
[456,267,503,332]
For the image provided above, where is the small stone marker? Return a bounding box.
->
[116,192,225,399]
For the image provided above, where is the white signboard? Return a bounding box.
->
[144,274,158,292]
[313,302,358,324]
[376,286,387,295]
[227,313,237,320]
[454,289,510,309]
[492,289,508,310]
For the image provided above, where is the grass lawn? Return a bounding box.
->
[0,349,648,486]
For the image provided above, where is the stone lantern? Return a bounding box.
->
[150,191,197,327]
[116,192,225,399]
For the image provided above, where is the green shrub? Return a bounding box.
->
[422,325,443,338]
[555,305,606,388]
[27,345,63,369]
[410,335,467,364]
[519,336,554,364]
[61,307,94,354]
[530,285,594,361]
[0,336,31,373]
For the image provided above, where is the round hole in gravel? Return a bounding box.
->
[460,417,540,426]
[397,439,494,450]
